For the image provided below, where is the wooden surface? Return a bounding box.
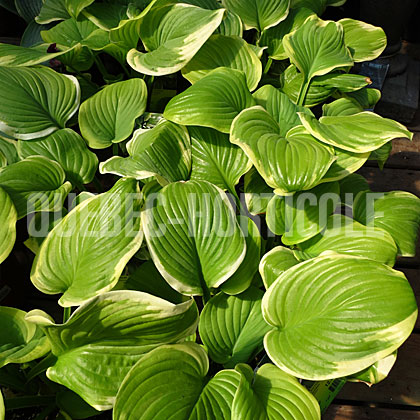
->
[325,85,420,419]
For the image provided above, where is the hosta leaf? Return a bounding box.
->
[0,391,3,420]
[298,214,398,266]
[17,128,98,185]
[283,15,353,82]
[30,178,143,307]
[114,343,241,420]
[290,0,327,14]
[0,156,72,219]
[65,0,95,18]
[221,0,290,31]
[164,68,255,133]
[56,390,101,419]
[243,167,274,215]
[339,173,369,203]
[0,138,19,165]
[182,34,262,91]
[127,4,225,76]
[199,287,270,367]
[231,106,335,194]
[0,306,49,368]
[259,246,300,289]
[266,182,340,245]
[221,217,261,295]
[299,111,412,153]
[36,0,70,24]
[217,10,243,36]
[189,126,251,192]
[0,187,16,264]
[0,43,75,67]
[82,2,127,30]
[259,7,314,60]
[233,363,321,420]
[100,121,191,184]
[344,87,381,109]
[340,18,386,62]
[253,85,312,136]
[263,254,418,380]
[125,260,185,304]
[26,292,198,410]
[79,79,147,149]
[369,142,392,170]
[354,191,420,257]
[322,97,363,116]
[0,67,80,140]
[143,180,246,296]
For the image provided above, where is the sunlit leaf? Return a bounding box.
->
[0,187,17,264]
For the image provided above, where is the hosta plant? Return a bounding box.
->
[0,0,419,418]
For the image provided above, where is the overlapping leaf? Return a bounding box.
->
[31,178,143,307]
[26,292,198,410]
[0,67,80,140]
[263,254,418,380]
[243,168,274,215]
[0,187,16,264]
[143,180,246,296]
[36,0,70,24]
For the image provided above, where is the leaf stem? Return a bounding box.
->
[62,307,71,323]
[263,58,273,75]
[113,143,119,157]
[297,77,311,107]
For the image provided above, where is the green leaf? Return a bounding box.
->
[17,128,98,185]
[340,18,386,62]
[164,68,255,134]
[369,142,392,170]
[0,187,16,264]
[199,287,270,367]
[36,0,70,24]
[259,7,314,60]
[231,106,335,194]
[298,214,398,266]
[125,260,186,304]
[0,67,80,140]
[0,43,75,67]
[82,2,127,30]
[290,0,327,14]
[354,191,420,257]
[30,178,143,307]
[322,97,363,116]
[0,138,19,165]
[221,0,290,31]
[299,111,413,153]
[259,246,300,289]
[0,156,72,219]
[56,390,101,419]
[0,390,3,420]
[65,0,94,18]
[243,167,274,215]
[79,79,147,149]
[283,15,353,83]
[266,182,340,245]
[114,342,241,420]
[143,180,246,296]
[0,306,50,368]
[127,4,225,76]
[26,292,198,410]
[100,121,191,184]
[263,254,418,380]
[182,34,262,91]
[217,10,243,36]
[221,217,261,295]
[339,173,369,203]
[189,126,251,192]
[232,363,321,420]
[344,87,381,109]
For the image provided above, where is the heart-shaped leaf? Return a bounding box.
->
[17,128,98,186]
[127,4,225,76]
[199,287,270,367]
[189,126,251,193]
[114,342,241,420]
[354,191,420,257]
[259,246,300,289]
[298,214,398,266]
[231,106,335,194]
[182,34,262,91]
[164,68,255,133]
[232,363,321,420]
[31,178,143,307]
[100,121,191,184]
[0,156,72,219]
[339,18,386,62]
[79,78,147,149]
[0,67,80,140]
[0,306,50,368]
[143,180,246,296]
[0,187,17,264]
[263,254,418,380]
[26,292,198,410]
[299,111,412,153]
[266,181,340,244]
[221,0,290,31]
